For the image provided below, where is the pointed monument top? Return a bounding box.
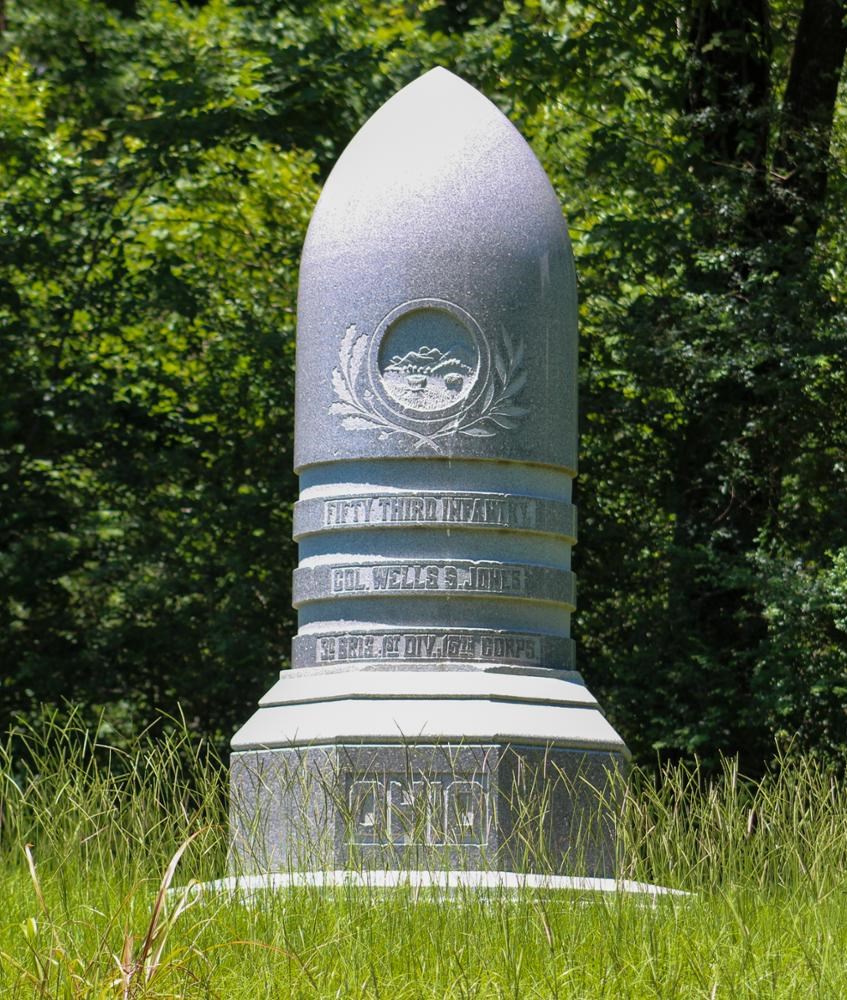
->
[304,67,564,257]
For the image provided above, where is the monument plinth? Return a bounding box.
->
[230,68,628,876]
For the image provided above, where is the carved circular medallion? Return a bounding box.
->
[368,299,489,421]
[330,299,527,452]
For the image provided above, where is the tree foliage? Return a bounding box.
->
[1,0,845,771]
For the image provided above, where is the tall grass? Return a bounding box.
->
[2,710,847,997]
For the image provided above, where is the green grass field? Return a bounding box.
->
[2,711,847,998]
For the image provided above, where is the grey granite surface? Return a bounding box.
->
[231,744,624,877]
[230,68,628,876]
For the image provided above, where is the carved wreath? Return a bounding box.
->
[330,325,528,452]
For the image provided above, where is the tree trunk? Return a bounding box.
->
[686,0,772,176]
[771,0,847,241]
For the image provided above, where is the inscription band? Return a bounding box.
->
[293,560,575,608]
[293,492,576,541]
[292,628,576,669]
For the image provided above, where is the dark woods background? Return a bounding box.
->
[1,0,845,775]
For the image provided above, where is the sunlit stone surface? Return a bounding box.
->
[230,68,628,876]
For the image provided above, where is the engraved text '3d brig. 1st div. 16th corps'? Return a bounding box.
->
[230,68,629,876]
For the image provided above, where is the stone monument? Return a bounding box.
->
[230,67,628,876]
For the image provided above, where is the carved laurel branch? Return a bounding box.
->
[330,325,528,452]
[436,331,528,441]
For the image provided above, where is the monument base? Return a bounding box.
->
[230,742,625,878]
[184,870,686,902]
